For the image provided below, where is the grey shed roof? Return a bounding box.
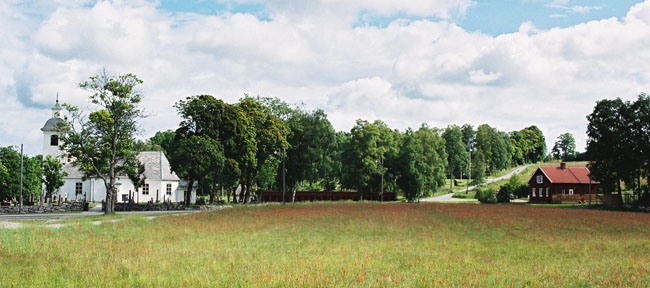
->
[63,151,180,181]
[41,117,63,132]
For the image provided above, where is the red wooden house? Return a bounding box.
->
[528,163,598,203]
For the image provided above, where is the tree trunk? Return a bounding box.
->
[243,176,253,204]
[291,186,297,203]
[185,177,194,206]
[450,164,453,191]
[209,177,216,204]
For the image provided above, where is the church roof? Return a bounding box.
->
[41,117,63,132]
[63,151,180,181]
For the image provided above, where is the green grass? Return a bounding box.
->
[1,202,650,286]
[452,191,476,199]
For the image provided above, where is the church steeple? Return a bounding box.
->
[52,93,62,118]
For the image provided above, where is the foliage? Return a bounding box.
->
[59,71,144,214]
[0,147,42,202]
[475,187,497,203]
[42,155,68,201]
[237,96,288,203]
[171,95,227,205]
[396,129,425,202]
[414,125,447,196]
[552,133,577,160]
[279,106,337,198]
[443,125,467,188]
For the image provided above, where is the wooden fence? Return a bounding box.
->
[258,190,396,202]
[551,194,603,204]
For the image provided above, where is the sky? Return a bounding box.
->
[1,0,649,156]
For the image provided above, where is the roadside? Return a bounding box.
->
[421,164,531,202]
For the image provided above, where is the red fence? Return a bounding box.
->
[258,190,396,202]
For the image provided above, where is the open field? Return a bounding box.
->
[1,202,650,287]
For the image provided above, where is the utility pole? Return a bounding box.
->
[19,144,24,213]
[282,147,286,205]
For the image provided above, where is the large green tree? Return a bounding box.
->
[551,133,577,160]
[279,107,337,201]
[172,95,228,205]
[42,155,67,203]
[396,129,425,202]
[414,124,447,196]
[443,125,467,189]
[237,96,288,203]
[60,71,144,214]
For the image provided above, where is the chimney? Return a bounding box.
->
[560,162,567,170]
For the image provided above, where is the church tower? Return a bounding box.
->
[41,95,64,160]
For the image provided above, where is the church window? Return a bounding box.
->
[143,184,150,195]
[166,184,172,195]
[75,182,82,195]
[50,135,59,146]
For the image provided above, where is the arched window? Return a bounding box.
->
[50,135,59,146]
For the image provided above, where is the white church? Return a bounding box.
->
[41,97,196,203]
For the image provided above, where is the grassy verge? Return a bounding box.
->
[1,202,649,286]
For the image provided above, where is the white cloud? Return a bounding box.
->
[546,0,601,14]
[1,0,650,156]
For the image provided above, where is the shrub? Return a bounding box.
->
[475,188,497,204]
[496,188,510,203]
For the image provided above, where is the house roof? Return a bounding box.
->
[536,166,598,184]
[63,151,180,181]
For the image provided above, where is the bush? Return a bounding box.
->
[496,188,510,203]
[475,188,497,204]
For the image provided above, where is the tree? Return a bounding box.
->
[551,133,577,160]
[0,159,9,201]
[171,95,228,205]
[42,155,67,203]
[414,124,447,196]
[396,129,425,202]
[170,134,223,205]
[443,125,467,189]
[59,71,144,214]
[586,98,627,194]
[237,96,288,203]
[125,159,145,203]
[341,120,384,198]
[279,107,337,201]
[0,147,22,202]
[520,126,546,163]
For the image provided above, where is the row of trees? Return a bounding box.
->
[586,93,650,197]
[142,95,547,203]
[54,71,550,212]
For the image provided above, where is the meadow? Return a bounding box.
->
[1,202,650,287]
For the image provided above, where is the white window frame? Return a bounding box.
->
[532,188,536,197]
[546,188,549,197]
[562,189,566,195]
[166,183,172,195]
[143,183,150,195]
[536,175,543,184]
[569,189,574,195]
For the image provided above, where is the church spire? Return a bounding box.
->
[52,93,62,118]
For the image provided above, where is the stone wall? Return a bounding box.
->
[0,202,84,214]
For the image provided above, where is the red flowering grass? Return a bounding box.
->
[1,202,649,287]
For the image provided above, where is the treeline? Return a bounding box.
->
[0,147,42,202]
[586,93,650,197]
[141,95,547,203]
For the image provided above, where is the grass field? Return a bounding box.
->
[2,202,650,287]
